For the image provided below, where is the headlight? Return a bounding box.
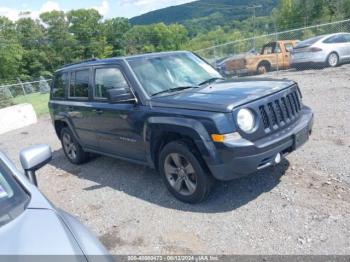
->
[237,108,255,133]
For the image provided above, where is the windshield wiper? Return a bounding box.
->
[151,85,199,97]
[198,77,224,86]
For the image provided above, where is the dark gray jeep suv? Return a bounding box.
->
[49,51,314,203]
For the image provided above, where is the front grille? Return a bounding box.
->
[259,89,302,132]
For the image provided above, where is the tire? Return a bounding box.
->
[158,140,214,203]
[60,127,89,164]
[257,63,270,74]
[327,52,339,67]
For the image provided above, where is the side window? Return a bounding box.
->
[344,34,350,43]
[335,35,346,43]
[262,45,273,55]
[69,69,89,98]
[51,72,67,99]
[324,36,334,43]
[324,35,346,44]
[94,68,129,99]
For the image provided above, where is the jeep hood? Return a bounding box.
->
[150,78,296,112]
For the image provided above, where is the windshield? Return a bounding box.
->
[127,52,222,96]
[0,161,30,227]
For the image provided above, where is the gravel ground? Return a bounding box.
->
[0,64,350,255]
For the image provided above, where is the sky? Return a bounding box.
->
[0,0,197,21]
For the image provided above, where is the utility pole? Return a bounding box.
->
[247,5,262,51]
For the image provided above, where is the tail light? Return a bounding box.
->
[310,47,323,52]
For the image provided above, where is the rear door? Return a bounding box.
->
[90,65,146,162]
[344,34,350,61]
[324,34,349,60]
[66,68,98,148]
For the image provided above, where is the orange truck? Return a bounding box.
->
[217,40,299,76]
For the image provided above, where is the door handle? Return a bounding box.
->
[93,109,104,115]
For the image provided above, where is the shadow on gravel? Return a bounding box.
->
[50,148,289,213]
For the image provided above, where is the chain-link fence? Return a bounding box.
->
[0,77,52,109]
[195,19,350,77]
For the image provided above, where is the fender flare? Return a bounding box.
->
[53,113,81,143]
[144,117,220,167]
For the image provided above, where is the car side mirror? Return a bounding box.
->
[107,87,136,103]
[19,144,52,186]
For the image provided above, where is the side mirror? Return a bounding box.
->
[107,87,136,103]
[19,144,52,186]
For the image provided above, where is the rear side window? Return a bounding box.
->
[324,34,347,44]
[70,70,89,98]
[345,34,350,42]
[51,72,67,99]
[94,68,129,99]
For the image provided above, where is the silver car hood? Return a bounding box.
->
[0,151,111,259]
[0,208,83,256]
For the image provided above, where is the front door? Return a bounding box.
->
[90,66,146,162]
[260,42,281,70]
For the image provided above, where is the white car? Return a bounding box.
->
[291,33,350,68]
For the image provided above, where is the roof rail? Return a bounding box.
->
[59,58,99,69]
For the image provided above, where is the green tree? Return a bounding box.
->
[103,17,131,56]
[40,11,78,68]
[15,16,48,78]
[125,23,188,54]
[67,9,112,59]
[0,17,23,81]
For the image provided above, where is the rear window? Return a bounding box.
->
[0,162,30,227]
[51,72,68,99]
[69,69,89,98]
[295,35,324,48]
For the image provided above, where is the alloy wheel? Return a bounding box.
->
[62,133,77,160]
[164,153,197,196]
[328,53,338,67]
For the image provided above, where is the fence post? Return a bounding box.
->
[5,87,13,98]
[17,78,26,97]
[274,17,279,77]
[213,45,217,69]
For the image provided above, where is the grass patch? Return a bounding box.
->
[13,93,50,116]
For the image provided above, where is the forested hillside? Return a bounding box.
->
[0,0,349,83]
[130,0,278,27]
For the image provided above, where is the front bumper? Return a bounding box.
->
[208,107,314,181]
